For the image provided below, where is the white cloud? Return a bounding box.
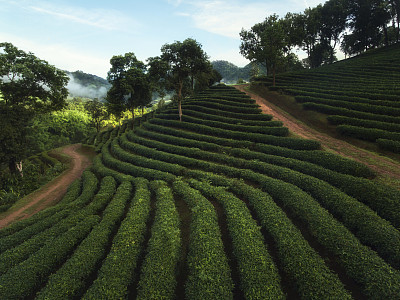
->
[0,33,110,77]
[180,1,273,39]
[3,0,140,32]
[177,0,326,39]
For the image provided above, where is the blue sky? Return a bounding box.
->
[0,0,325,78]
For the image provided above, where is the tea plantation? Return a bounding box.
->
[0,85,399,299]
[258,43,400,153]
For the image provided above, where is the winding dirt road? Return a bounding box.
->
[0,144,95,228]
[235,85,400,188]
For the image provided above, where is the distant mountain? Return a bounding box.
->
[65,70,111,100]
[212,60,267,83]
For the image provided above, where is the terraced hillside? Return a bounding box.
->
[0,86,400,299]
[258,44,400,153]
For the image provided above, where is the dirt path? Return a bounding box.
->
[0,144,95,228]
[235,85,400,187]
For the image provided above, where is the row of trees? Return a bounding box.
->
[0,39,220,175]
[240,0,400,84]
[106,38,221,124]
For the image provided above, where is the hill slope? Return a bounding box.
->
[256,44,400,153]
[0,86,399,299]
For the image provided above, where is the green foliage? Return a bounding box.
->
[0,215,99,299]
[36,178,129,299]
[136,181,181,300]
[83,178,151,300]
[172,180,234,300]
[189,179,284,299]
[106,52,152,122]
[0,42,69,172]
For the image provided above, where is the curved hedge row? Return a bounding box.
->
[184,97,259,109]
[302,102,400,124]
[0,176,116,276]
[181,100,261,114]
[377,138,400,153]
[172,180,234,300]
[121,132,400,266]
[229,169,400,299]
[290,89,400,108]
[327,115,400,133]
[156,113,286,135]
[189,179,285,299]
[167,108,279,126]
[0,170,98,253]
[173,104,273,121]
[136,181,181,300]
[192,173,352,299]
[133,127,373,178]
[296,96,400,117]
[36,180,130,299]
[0,215,99,299]
[336,124,400,142]
[148,118,320,150]
[83,178,151,299]
[101,141,176,183]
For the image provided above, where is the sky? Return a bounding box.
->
[0,0,325,78]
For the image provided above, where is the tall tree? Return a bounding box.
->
[84,98,108,132]
[240,14,287,86]
[151,38,211,121]
[106,53,151,128]
[0,42,68,174]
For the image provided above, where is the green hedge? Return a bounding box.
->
[121,132,400,267]
[167,108,277,126]
[184,98,258,109]
[0,177,82,239]
[83,178,151,299]
[189,179,284,299]
[191,169,400,298]
[171,104,273,121]
[156,113,286,135]
[296,96,400,117]
[242,170,400,298]
[0,176,115,275]
[208,176,351,299]
[336,124,400,142]
[289,89,400,108]
[148,118,320,150]
[327,115,400,133]
[110,137,186,176]
[35,180,130,299]
[133,127,373,178]
[172,180,234,300]
[101,142,176,183]
[91,155,132,183]
[0,215,99,299]
[136,181,181,300]
[377,138,400,153]
[302,102,400,124]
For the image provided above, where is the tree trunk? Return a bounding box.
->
[383,25,389,46]
[178,81,183,122]
[273,64,276,87]
[131,108,135,130]
[8,158,17,175]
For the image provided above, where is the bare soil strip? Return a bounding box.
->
[0,144,95,228]
[235,85,400,189]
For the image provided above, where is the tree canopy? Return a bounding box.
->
[106,53,152,127]
[148,38,218,121]
[0,42,69,173]
[240,0,400,74]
